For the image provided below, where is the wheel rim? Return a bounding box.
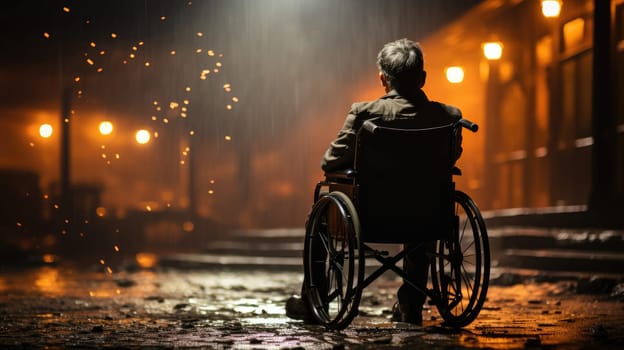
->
[433,192,489,326]
[304,193,362,328]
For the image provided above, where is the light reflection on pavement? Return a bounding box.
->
[0,265,623,349]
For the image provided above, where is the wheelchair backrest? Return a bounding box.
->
[354,120,455,243]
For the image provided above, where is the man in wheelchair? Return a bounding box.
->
[286,38,464,325]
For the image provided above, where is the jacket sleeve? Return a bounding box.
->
[439,103,463,163]
[320,105,360,172]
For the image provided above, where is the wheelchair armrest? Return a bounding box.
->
[324,169,357,182]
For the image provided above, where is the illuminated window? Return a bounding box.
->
[562,17,585,52]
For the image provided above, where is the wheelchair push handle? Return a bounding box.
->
[457,118,479,132]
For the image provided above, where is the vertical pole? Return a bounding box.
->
[590,0,615,210]
[60,85,72,225]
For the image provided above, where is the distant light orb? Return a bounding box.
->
[39,123,53,138]
[445,66,465,83]
[99,121,114,135]
[135,129,151,144]
[483,42,503,60]
[541,0,562,18]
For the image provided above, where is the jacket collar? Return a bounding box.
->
[382,89,429,105]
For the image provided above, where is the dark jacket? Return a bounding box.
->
[321,89,463,172]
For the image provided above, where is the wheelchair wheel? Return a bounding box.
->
[431,190,490,327]
[303,191,363,330]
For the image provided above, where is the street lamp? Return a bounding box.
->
[135,129,151,144]
[98,121,114,136]
[39,123,53,138]
[541,0,562,18]
[445,66,465,84]
[483,42,503,60]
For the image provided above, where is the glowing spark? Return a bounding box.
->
[183,100,189,105]
[163,118,169,124]
[99,50,106,55]
[89,291,95,297]
[189,130,195,136]
[153,101,159,105]
[132,46,138,51]
[156,106,161,111]
[101,153,107,159]
[185,86,191,92]
[16,222,22,227]
[169,102,179,109]
[111,33,118,39]
[74,76,80,82]
[99,259,105,265]
[224,135,232,141]
[207,50,215,56]
[29,142,35,147]
[97,67,103,73]
[232,97,239,102]
[114,245,120,252]
[216,62,222,67]
[151,116,157,121]
[62,6,70,13]
[90,42,96,48]
[146,205,152,212]
[138,41,144,46]
[180,160,185,165]
[208,189,214,194]
[196,48,202,53]
[144,61,150,67]
[213,68,219,73]
[160,16,166,21]
[129,53,135,59]
[95,207,106,218]
[115,153,120,159]
[106,266,113,274]
[86,58,94,65]
[180,112,187,118]
[197,32,203,37]
[43,32,51,39]
[170,50,176,55]
[226,105,232,110]
[209,179,215,184]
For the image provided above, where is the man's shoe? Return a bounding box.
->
[285,296,319,324]
[391,302,423,325]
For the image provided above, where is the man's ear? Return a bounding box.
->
[379,72,387,88]
[419,71,427,88]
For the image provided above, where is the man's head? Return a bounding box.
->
[376,38,426,93]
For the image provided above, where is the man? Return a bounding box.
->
[286,38,463,325]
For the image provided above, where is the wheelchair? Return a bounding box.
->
[303,118,490,330]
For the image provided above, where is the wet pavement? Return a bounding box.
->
[1,260,623,349]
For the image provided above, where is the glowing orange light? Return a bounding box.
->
[86,58,94,65]
[111,33,118,39]
[43,32,51,39]
[62,6,70,13]
[136,253,158,269]
[90,42,96,48]
[445,66,465,83]
[135,129,151,144]
[113,245,120,252]
[483,42,503,60]
[224,135,232,141]
[39,124,53,138]
[541,0,562,18]
[99,121,113,135]
[207,50,215,56]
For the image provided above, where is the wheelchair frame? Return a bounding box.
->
[302,119,490,330]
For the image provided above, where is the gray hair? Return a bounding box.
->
[376,39,424,92]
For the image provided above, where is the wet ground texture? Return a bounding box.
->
[1,262,623,349]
